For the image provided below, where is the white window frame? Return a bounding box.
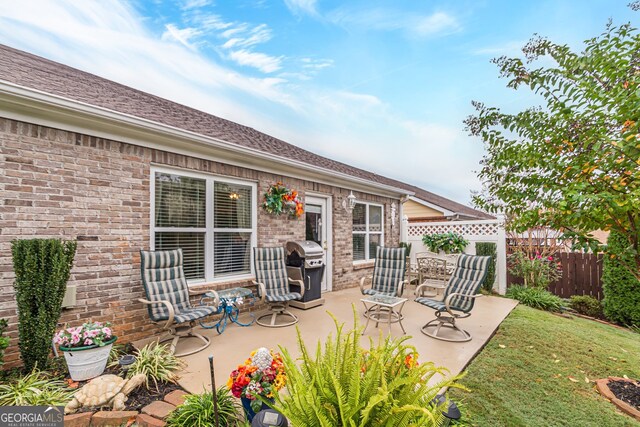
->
[150,165,257,285]
[352,202,385,263]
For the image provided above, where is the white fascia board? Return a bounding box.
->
[406,195,454,216]
[0,81,414,199]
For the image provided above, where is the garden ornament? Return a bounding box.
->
[64,374,147,414]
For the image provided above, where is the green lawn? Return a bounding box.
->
[450,305,640,427]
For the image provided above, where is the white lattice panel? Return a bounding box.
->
[408,221,499,237]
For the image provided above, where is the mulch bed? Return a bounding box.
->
[608,379,640,410]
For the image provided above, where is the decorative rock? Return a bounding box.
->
[136,414,167,427]
[163,390,189,407]
[142,401,176,420]
[90,410,138,426]
[63,412,93,427]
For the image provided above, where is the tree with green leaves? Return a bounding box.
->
[466,14,640,279]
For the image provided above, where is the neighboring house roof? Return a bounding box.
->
[0,44,488,217]
[404,185,495,220]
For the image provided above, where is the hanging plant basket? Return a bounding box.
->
[262,182,304,218]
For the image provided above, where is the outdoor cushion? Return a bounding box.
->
[174,306,219,324]
[140,249,192,322]
[253,247,301,301]
[414,298,446,312]
[370,246,406,295]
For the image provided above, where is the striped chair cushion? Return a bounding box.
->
[253,247,301,302]
[140,249,192,322]
[414,298,446,311]
[174,306,219,324]
[442,254,491,312]
[371,247,406,296]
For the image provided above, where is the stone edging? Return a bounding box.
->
[596,376,640,421]
[63,389,188,426]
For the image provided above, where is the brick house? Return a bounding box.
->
[0,45,474,367]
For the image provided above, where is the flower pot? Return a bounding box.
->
[60,336,117,381]
[241,396,273,422]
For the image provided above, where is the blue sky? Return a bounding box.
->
[0,1,636,204]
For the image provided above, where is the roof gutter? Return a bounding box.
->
[0,80,414,199]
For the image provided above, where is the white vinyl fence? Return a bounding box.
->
[402,217,507,294]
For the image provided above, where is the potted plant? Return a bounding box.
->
[54,321,117,381]
[422,232,469,254]
[228,347,286,422]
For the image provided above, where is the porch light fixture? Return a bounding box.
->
[342,191,357,213]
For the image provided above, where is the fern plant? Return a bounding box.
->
[270,309,461,426]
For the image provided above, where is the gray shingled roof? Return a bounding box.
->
[0,43,492,220]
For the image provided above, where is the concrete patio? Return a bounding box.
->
[157,287,517,394]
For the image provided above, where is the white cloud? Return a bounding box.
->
[327,8,460,38]
[161,24,201,49]
[180,0,211,10]
[284,0,317,16]
[228,49,283,73]
[301,57,334,70]
[0,0,481,204]
[413,12,460,37]
[221,23,272,49]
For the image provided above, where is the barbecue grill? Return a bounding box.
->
[285,240,326,309]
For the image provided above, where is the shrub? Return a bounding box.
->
[271,310,460,426]
[476,242,497,292]
[422,232,469,254]
[11,239,77,371]
[602,231,640,327]
[0,319,9,368]
[508,251,561,289]
[399,242,412,257]
[166,387,242,427]
[568,295,603,319]
[506,286,564,312]
[127,343,185,390]
[0,370,74,406]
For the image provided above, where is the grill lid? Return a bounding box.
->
[286,240,324,258]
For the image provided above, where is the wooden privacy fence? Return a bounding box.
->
[507,252,604,299]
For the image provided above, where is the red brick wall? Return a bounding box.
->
[0,118,400,368]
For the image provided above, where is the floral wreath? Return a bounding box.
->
[262,182,304,218]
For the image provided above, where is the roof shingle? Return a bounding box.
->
[0,44,492,220]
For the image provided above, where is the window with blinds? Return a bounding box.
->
[152,170,255,283]
[352,202,384,261]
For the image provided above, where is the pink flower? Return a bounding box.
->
[102,327,112,336]
[548,256,553,261]
[84,339,93,346]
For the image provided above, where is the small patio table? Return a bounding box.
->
[361,294,407,335]
[199,287,256,334]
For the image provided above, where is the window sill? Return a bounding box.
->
[353,260,375,270]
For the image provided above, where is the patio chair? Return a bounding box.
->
[360,247,408,319]
[360,246,407,297]
[415,254,490,342]
[253,247,305,328]
[139,249,219,357]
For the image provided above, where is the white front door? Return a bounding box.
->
[305,195,331,291]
